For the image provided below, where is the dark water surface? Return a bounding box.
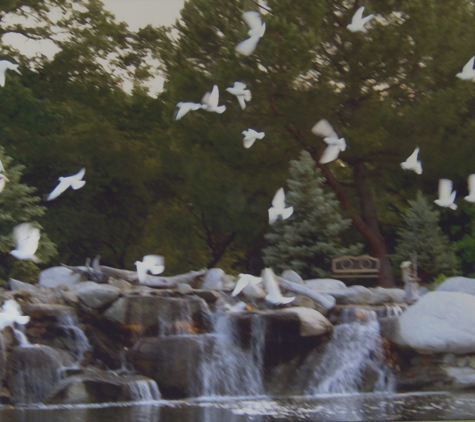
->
[0,392,474,421]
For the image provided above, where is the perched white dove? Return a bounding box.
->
[201,85,226,114]
[235,11,266,56]
[457,56,475,81]
[262,268,295,306]
[311,119,347,164]
[400,147,422,175]
[0,60,21,87]
[0,299,30,330]
[242,128,265,148]
[465,174,475,203]
[135,254,165,283]
[174,102,202,120]
[268,188,293,224]
[347,6,375,33]
[46,168,86,201]
[0,174,9,194]
[434,179,457,210]
[232,273,262,297]
[226,82,252,109]
[10,223,40,262]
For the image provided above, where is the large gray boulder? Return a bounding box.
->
[39,267,85,289]
[280,307,332,337]
[325,285,373,305]
[201,268,224,290]
[71,282,121,309]
[370,287,406,305]
[305,278,347,292]
[436,277,475,296]
[396,292,475,354]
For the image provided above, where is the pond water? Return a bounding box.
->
[0,391,474,422]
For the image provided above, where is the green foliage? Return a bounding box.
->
[263,150,362,278]
[429,273,448,291]
[393,192,458,281]
[0,147,57,282]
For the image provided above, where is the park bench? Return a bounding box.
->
[331,255,380,280]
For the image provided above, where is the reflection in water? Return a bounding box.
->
[1,392,475,421]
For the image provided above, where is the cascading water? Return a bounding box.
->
[196,311,266,397]
[128,378,161,401]
[305,308,395,395]
[57,313,92,363]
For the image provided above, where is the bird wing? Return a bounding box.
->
[0,71,5,88]
[439,179,453,200]
[71,180,85,190]
[14,224,40,256]
[407,147,420,164]
[268,207,278,225]
[71,167,86,180]
[463,57,475,73]
[352,6,365,23]
[237,95,247,109]
[47,178,71,201]
[232,275,251,296]
[311,119,338,139]
[143,254,164,268]
[234,81,246,91]
[135,261,147,283]
[235,36,260,56]
[205,85,219,108]
[243,138,256,148]
[468,174,475,196]
[320,144,341,164]
[272,188,286,208]
[3,299,20,315]
[174,103,189,120]
[242,11,262,31]
[281,206,294,220]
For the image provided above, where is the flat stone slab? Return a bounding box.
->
[305,279,347,292]
[39,267,85,289]
[71,282,121,309]
[280,307,332,337]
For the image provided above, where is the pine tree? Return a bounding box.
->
[263,150,362,279]
[393,193,458,282]
[0,147,57,284]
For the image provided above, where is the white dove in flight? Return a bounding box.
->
[311,119,347,164]
[135,254,165,283]
[347,6,375,33]
[457,56,475,81]
[262,268,295,306]
[465,174,475,203]
[235,11,266,56]
[232,273,262,297]
[0,299,30,330]
[10,223,40,262]
[434,179,457,210]
[174,102,202,120]
[268,188,293,225]
[226,82,252,109]
[201,85,226,114]
[0,60,21,87]
[46,168,86,201]
[0,174,9,194]
[242,128,265,148]
[401,147,422,175]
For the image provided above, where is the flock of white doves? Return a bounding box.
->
[0,6,474,291]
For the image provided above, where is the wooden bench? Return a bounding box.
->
[331,255,380,279]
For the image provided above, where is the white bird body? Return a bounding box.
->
[10,223,40,262]
[201,85,226,114]
[401,147,423,175]
[268,188,293,224]
[226,82,252,109]
[0,60,21,87]
[47,168,86,201]
[262,268,295,306]
[0,174,9,193]
[347,6,375,33]
[232,273,262,296]
[135,254,165,283]
[242,128,265,148]
[312,119,346,164]
[465,174,475,203]
[0,158,5,173]
[434,179,457,210]
[235,11,265,56]
[174,102,202,120]
[0,299,30,331]
[457,56,475,81]
[225,301,248,313]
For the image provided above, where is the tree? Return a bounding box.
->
[263,150,362,278]
[0,147,56,283]
[393,193,458,282]
[155,0,475,284]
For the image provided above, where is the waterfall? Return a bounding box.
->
[128,379,161,401]
[57,313,92,362]
[12,327,33,347]
[305,308,395,395]
[196,312,266,397]
[158,299,195,336]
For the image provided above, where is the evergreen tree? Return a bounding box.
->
[263,150,362,279]
[393,193,458,282]
[0,147,57,283]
